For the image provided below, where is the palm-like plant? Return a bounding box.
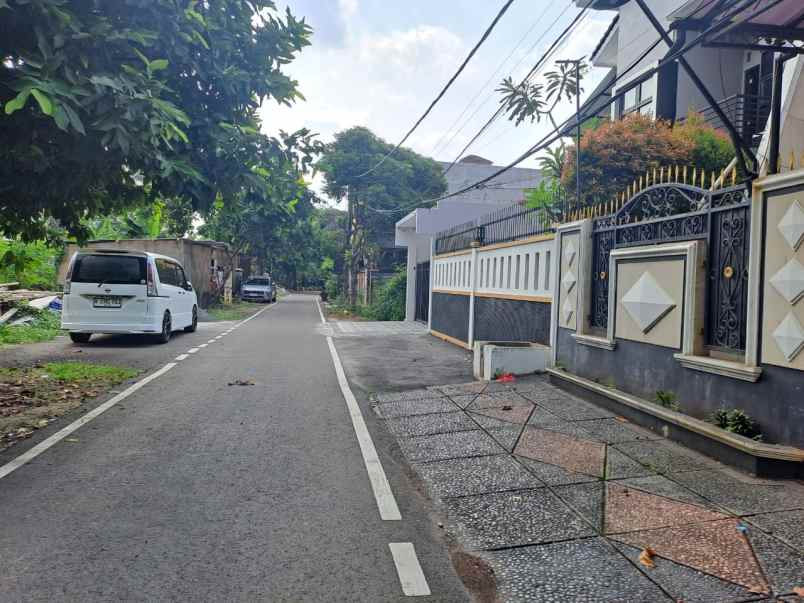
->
[538,146,566,181]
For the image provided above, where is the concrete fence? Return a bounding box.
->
[428,234,556,350]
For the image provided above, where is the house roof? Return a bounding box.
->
[669,0,804,41]
[591,15,619,64]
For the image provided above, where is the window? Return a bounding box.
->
[156,259,181,287]
[246,278,271,286]
[545,251,551,289]
[72,254,146,285]
[618,80,652,117]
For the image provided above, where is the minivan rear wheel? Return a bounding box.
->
[69,332,91,344]
[156,312,172,344]
[184,306,198,333]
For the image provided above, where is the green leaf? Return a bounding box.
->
[31,89,54,116]
[53,105,69,130]
[149,59,169,72]
[61,103,85,135]
[4,90,31,115]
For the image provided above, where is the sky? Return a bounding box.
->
[258,0,616,205]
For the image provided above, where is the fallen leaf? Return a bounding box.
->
[228,379,255,386]
[638,547,656,568]
[615,416,629,423]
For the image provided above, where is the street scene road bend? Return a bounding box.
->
[2,0,804,601]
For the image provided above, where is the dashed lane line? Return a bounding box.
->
[389,543,431,597]
[175,354,189,361]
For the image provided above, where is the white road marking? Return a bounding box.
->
[207,339,216,344]
[325,335,401,521]
[0,301,278,482]
[0,363,177,481]
[389,543,431,597]
[199,344,208,348]
[316,298,326,324]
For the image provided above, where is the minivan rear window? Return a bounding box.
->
[246,278,271,286]
[72,254,147,285]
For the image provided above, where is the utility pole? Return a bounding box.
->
[557,58,584,211]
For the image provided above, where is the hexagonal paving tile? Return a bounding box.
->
[444,488,594,550]
[384,411,478,438]
[396,430,503,463]
[412,454,543,499]
[487,538,670,602]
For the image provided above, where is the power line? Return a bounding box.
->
[410,0,777,209]
[429,2,570,158]
[441,0,593,177]
[355,0,518,178]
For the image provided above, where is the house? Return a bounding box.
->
[583,0,777,151]
[395,155,542,322]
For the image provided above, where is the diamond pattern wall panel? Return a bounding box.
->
[773,312,804,361]
[778,199,804,251]
[769,257,804,305]
[621,271,676,334]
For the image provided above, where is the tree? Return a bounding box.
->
[198,129,323,294]
[0,0,311,241]
[537,146,566,181]
[318,127,446,305]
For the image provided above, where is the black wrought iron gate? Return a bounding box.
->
[589,183,751,353]
[415,261,430,323]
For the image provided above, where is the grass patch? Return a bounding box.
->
[0,309,63,345]
[206,300,264,321]
[0,361,139,450]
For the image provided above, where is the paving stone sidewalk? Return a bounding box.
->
[371,376,804,603]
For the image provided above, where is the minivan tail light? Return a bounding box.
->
[147,261,158,296]
[63,253,77,294]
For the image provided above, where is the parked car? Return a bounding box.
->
[61,249,198,344]
[241,276,276,303]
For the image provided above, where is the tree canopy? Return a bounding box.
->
[0,0,311,241]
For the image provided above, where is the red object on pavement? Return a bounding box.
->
[496,373,515,383]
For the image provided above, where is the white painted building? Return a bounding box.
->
[395,155,541,322]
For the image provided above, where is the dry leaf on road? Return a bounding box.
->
[638,547,656,568]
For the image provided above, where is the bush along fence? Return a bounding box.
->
[549,159,804,473]
[430,204,556,350]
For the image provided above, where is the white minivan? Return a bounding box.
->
[62,250,198,344]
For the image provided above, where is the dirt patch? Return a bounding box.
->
[451,549,499,603]
[0,362,138,450]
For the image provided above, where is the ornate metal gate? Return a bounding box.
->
[414,261,430,323]
[589,183,751,352]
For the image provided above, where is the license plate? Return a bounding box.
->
[93,296,122,308]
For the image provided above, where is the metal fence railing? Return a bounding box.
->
[434,201,561,255]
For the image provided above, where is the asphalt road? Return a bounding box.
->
[0,295,469,602]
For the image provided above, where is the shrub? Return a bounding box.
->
[560,112,736,205]
[654,390,681,412]
[710,408,762,440]
[0,240,61,290]
[361,268,406,321]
